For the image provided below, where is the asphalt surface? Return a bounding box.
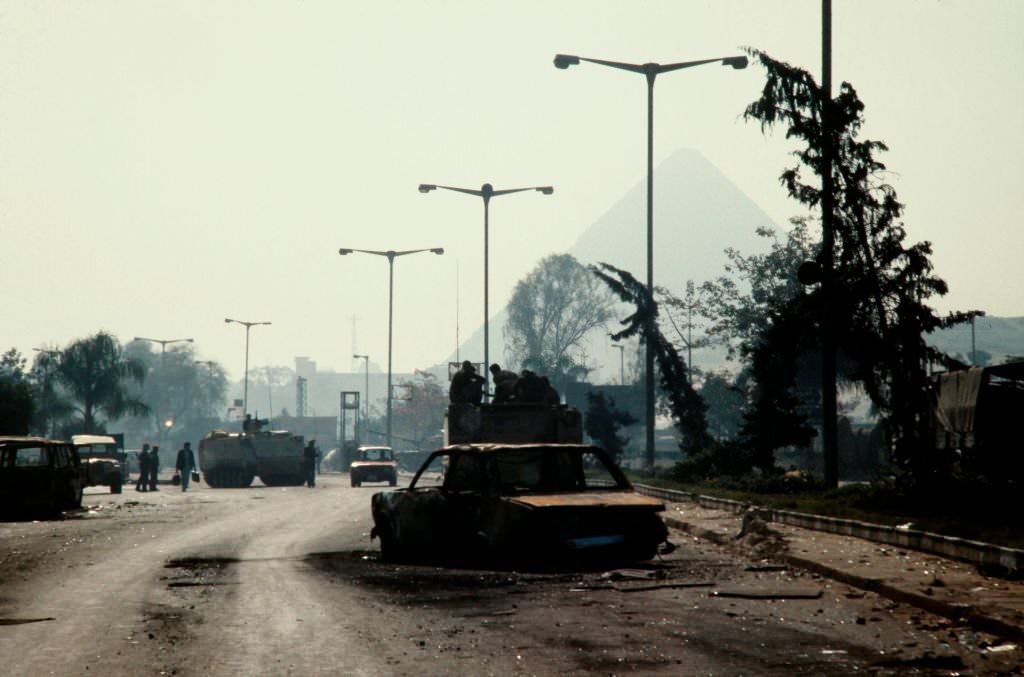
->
[1,472,1021,675]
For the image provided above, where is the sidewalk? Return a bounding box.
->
[662,500,1024,644]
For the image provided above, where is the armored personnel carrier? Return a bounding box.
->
[198,429,306,488]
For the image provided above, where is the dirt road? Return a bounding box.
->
[1,474,1011,675]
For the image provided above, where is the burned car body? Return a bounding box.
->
[71,434,125,494]
[370,443,668,565]
[349,446,398,487]
[0,436,83,516]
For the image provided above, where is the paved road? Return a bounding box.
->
[1,473,1011,675]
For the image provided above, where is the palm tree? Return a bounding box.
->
[56,332,150,433]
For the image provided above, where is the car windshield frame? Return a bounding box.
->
[406,444,631,494]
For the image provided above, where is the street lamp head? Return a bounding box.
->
[554,53,580,69]
[723,55,749,70]
[418,184,436,193]
[224,318,232,324]
[338,248,353,255]
[430,248,444,255]
[537,186,554,195]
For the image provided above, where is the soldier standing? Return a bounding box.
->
[136,444,151,492]
[303,440,318,488]
[148,445,160,491]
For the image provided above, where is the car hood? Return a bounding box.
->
[503,491,664,512]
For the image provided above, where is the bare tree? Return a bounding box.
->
[504,254,614,391]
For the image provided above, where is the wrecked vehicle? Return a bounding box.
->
[198,429,306,488]
[370,443,668,566]
[0,436,83,516]
[71,434,125,493]
[349,446,398,487]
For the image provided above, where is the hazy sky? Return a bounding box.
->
[3,1,1021,379]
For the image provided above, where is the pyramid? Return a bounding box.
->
[437,148,780,378]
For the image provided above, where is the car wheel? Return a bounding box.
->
[110,475,123,494]
[377,523,403,563]
[389,473,397,487]
[350,474,360,487]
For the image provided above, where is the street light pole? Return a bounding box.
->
[611,343,625,385]
[554,52,747,470]
[418,182,552,401]
[223,319,271,419]
[353,354,370,421]
[339,247,444,448]
[133,336,194,434]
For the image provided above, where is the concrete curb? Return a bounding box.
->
[636,483,1024,575]
[662,515,1024,644]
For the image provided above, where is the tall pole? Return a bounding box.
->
[644,72,657,468]
[611,343,625,385]
[133,336,194,435]
[243,326,251,417]
[353,354,369,420]
[339,248,444,449]
[821,0,839,488]
[971,315,977,365]
[553,52,747,471]
[418,183,552,401]
[224,319,270,420]
[386,255,395,447]
[482,192,491,394]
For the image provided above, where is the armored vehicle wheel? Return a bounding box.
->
[230,470,254,488]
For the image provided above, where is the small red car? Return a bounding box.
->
[350,446,397,487]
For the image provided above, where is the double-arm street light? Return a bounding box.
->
[353,353,370,421]
[134,336,194,360]
[418,183,552,401]
[554,52,747,469]
[223,319,271,419]
[339,248,444,447]
[134,336,194,431]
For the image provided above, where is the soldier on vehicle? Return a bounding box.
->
[148,445,160,491]
[489,363,519,403]
[136,444,151,492]
[450,361,485,405]
[303,440,318,488]
[541,376,561,406]
[514,369,546,403]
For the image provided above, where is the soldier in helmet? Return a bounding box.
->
[489,364,519,403]
[450,360,485,405]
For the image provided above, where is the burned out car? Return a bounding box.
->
[350,445,398,487]
[71,434,125,493]
[370,443,668,566]
[0,436,83,516]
